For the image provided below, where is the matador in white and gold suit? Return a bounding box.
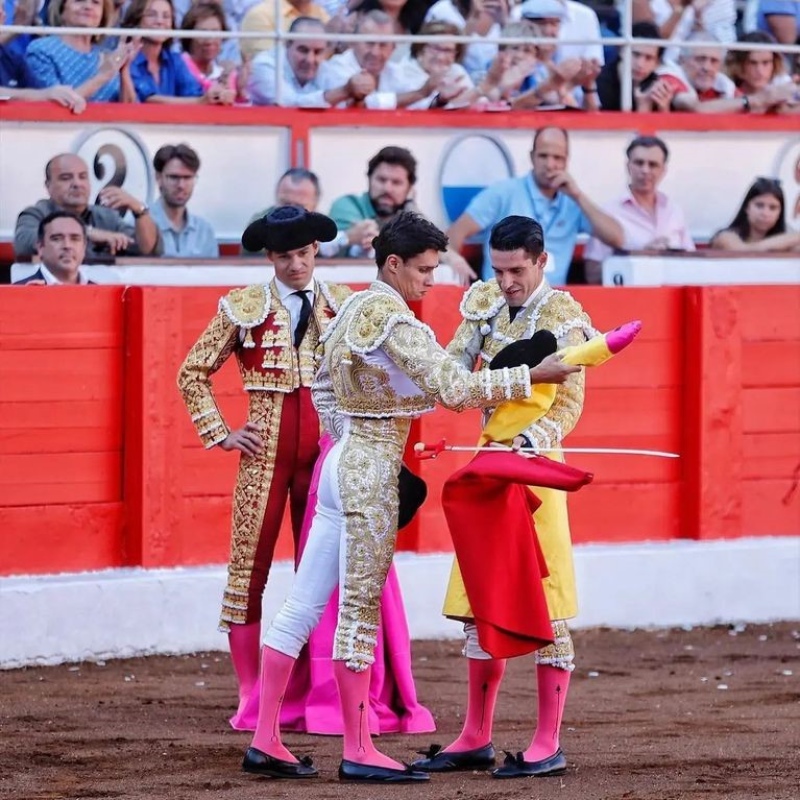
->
[242,213,537,784]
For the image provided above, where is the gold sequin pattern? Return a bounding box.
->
[534,619,575,671]
[219,390,284,630]
[334,418,410,670]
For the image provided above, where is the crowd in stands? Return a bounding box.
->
[10,127,800,287]
[1,0,798,112]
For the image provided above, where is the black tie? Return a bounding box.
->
[508,306,522,322]
[293,290,312,348]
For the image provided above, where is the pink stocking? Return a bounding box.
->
[523,664,570,762]
[228,622,261,730]
[446,657,506,752]
[250,646,298,762]
[333,660,403,769]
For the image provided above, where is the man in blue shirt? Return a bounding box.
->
[447,127,623,284]
[150,143,218,258]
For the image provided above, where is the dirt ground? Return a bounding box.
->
[1,623,798,800]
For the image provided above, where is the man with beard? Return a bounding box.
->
[150,143,218,258]
[328,145,418,258]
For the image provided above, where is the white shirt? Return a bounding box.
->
[39,263,91,284]
[651,0,737,63]
[248,48,330,107]
[274,277,316,341]
[510,0,605,65]
[317,48,423,109]
[424,0,502,78]
[396,57,474,109]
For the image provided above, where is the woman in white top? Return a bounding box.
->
[400,21,478,108]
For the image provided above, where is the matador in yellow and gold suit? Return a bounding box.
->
[177,207,350,730]
[413,214,597,780]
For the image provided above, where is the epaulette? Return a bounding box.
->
[218,285,270,329]
[459,280,505,321]
[540,291,597,341]
[345,291,421,354]
[318,281,352,314]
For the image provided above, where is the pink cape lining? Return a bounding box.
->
[278,434,436,735]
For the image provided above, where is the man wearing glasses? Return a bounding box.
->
[151,143,218,258]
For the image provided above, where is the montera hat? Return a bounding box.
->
[241,204,338,253]
[489,329,558,371]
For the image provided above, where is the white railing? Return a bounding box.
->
[2,0,798,112]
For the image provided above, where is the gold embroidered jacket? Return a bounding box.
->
[446,279,596,450]
[312,281,532,433]
[178,280,351,448]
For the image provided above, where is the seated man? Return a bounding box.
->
[14,153,162,261]
[584,135,694,284]
[317,10,440,109]
[249,17,370,107]
[328,145,418,258]
[13,211,92,285]
[247,167,349,256]
[151,143,218,258]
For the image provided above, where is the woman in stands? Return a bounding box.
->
[123,0,232,104]
[350,0,431,60]
[180,2,245,103]
[711,177,800,252]
[24,0,138,102]
[726,31,792,98]
[398,21,478,108]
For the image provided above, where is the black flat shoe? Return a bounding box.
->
[491,749,567,779]
[338,760,430,783]
[411,743,496,772]
[242,747,318,778]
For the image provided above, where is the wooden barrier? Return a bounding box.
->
[0,284,797,577]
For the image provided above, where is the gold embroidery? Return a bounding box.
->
[220,285,269,327]
[345,291,407,352]
[534,619,575,671]
[461,280,504,320]
[334,418,410,669]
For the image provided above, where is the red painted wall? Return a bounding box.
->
[1,284,797,577]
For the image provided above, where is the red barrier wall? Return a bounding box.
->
[1,284,797,577]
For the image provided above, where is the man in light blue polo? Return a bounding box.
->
[150,144,218,258]
[446,126,623,284]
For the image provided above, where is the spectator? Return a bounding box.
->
[150,144,218,258]
[317,9,443,108]
[1,0,34,88]
[510,3,602,109]
[350,0,433,61]
[584,135,694,284]
[24,0,138,102]
[675,32,797,112]
[328,145,418,257]
[181,1,247,102]
[596,21,695,111]
[248,16,367,106]
[247,167,349,255]
[447,126,624,284]
[14,153,163,260]
[512,0,606,65]
[476,20,539,105]
[399,21,477,108]
[124,0,231,103]
[240,0,329,61]
[726,31,793,96]
[710,177,800,252]
[424,0,507,79]
[633,0,736,48]
[13,211,92,285]
[757,1,800,45]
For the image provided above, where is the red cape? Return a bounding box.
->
[442,451,593,659]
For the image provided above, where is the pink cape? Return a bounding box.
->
[278,434,435,735]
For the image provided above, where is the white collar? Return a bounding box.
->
[39,263,88,285]
[274,276,315,302]
[520,278,550,309]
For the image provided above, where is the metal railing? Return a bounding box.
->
[2,0,798,112]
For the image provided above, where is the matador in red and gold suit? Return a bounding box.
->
[177,206,350,729]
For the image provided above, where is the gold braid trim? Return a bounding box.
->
[459,279,505,321]
[219,285,270,348]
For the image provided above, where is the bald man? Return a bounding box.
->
[446,126,623,285]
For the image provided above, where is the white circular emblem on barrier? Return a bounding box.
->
[73,128,153,209]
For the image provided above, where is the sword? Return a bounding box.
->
[413,439,680,460]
